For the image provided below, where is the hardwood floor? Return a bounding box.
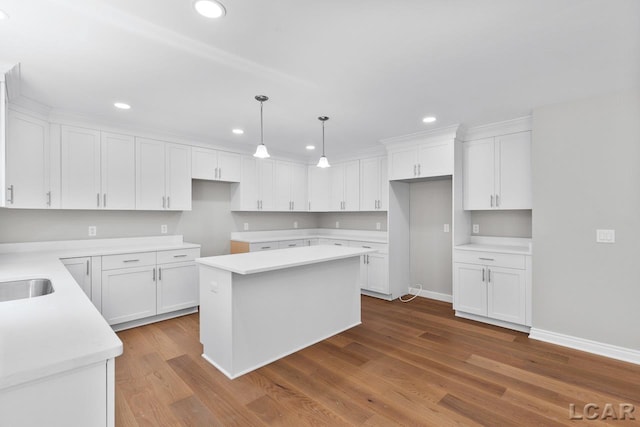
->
[115,296,640,426]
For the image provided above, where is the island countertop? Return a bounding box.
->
[197,245,376,275]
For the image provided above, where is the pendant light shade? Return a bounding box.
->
[253,95,270,159]
[316,116,330,168]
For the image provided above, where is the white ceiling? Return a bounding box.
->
[1,0,639,159]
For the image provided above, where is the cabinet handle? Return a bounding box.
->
[487,269,491,283]
[163,196,166,209]
[288,244,296,247]
[167,196,171,209]
[482,268,485,282]
[366,255,370,264]
[490,195,494,207]
[123,259,140,263]
[46,191,51,206]
[479,257,494,261]
[292,201,294,210]
[153,268,156,281]
[495,194,500,207]
[413,164,417,176]
[363,245,371,249]
[363,255,366,264]
[103,193,107,208]
[260,200,263,210]
[86,260,90,275]
[219,168,222,179]
[97,193,100,208]
[173,254,187,258]
[418,164,421,176]
[334,243,342,246]
[158,267,162,281]
[7,185,14,204]
[261,246,271,250]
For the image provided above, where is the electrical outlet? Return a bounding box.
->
[161,224,167,234]
[293,221,298,229]
[472,224,479,234]
[243,223,249,231]
[376,222,381,230]
[335,221,340,229]
[596,229,615,243]
[444,224,450,233]
[88,226,97,237]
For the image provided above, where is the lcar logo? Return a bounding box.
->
[569,403,635,421]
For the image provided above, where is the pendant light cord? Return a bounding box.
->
[260,100,264,145]
[321,120,325,156]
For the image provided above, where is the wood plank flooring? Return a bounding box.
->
[115,296,640,426]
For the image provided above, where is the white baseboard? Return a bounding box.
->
[407,286,452,303]
[529,328,640,365]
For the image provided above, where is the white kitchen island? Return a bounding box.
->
[196,245,375,379]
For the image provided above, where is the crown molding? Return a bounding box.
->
[464,116,532,141]
[380,124,462,151]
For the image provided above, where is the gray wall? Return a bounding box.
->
[409,179,452,296]
[317,211,388,231]
[232,211,319,232]
[532,90,640,351]
[470,210,532,237]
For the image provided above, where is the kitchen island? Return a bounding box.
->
[196,245,375,379]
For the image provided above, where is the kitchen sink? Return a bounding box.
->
[0,278,54,302]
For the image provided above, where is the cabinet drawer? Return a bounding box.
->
[277,239,305,249]
[348,241,388,254]
[157,247,200,264]
[102,251,156,270]
[454,250,525,269]
[318,238,350,247]
[250,242,278,252]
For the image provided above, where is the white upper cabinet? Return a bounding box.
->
[330,160,360,211]
[5,110,52,208]
[308,165,330,212]
[359,156,388,211]
[101,132,135,210]
[275,161,308,211]
[192,147,241,182]
[230,156,274,211]
[388,140,453,181]
[61,126,101,209]
[136,138,192,211]
[463,131,531,210]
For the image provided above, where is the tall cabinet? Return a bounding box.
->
[360,156,388,211]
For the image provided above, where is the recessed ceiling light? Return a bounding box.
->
[114,102,131,110]
[306,145,315,150]
[422,116,437,123]
[232,129,244,135]
[0,10,9,20]
[193,0,226,18]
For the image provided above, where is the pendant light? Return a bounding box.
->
[316,116,330,168]
[253,95,270,159]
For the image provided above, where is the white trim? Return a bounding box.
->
[456,311,530,333]
[529,328,640,365]
[464,116,532,142]
[111,307,198,332]
[407,286,453,303]
[380,124,461,147]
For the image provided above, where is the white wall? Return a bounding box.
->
[532,90,640,351]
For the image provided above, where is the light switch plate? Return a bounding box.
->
[336,221,340,229]
[444,224,450,233]
[88,226,96,237]
[293,221,298,229]
[376,222,381,230]
[596,229,615,243]
[160,224,167,234]
[472,224,479,234]
[244,223,249,231]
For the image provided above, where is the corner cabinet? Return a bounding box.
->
[230,156,275,211]
[463,131,531,210]
[453,249,531,331]
[136,138,191,211]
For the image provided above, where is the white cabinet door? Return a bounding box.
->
[463,138,495,210]
[101,132,135,210]
[274,161,293,211]
[157,261,198,314]
[366,253,389,294]
[496,131,531,209]
[487,266,526,325]
[418,142,453,177]
[258,159,275,210]
[454,263,487,316]
[165,143,191,211]
[61,126,101,209]
[388,147,417,180]
[329,162,345,211]
[101,265,157,325]
[191,146,217,180]
[360,157,382,211]
[290,162,307,211]
[61,257,91,299]
[217,151,241,182]
[308,165,330,211]
[343,161,360,211]
[379,158,388,210]
[5,111,50,208]
[136,138,166,210]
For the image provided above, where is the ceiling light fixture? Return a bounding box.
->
[305,145,315,150]
[422,116,437,123]
[232,128,244,135]
[193,0,226,18]
[0,10,9,20]
[114,102,131,110]
[253,95,270,159]
[316,116,330,168]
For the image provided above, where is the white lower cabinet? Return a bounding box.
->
[102,265,157,325]
[61,257,92,299]
[349,241,389,296]
[157,260,198,314]
[453,249,531,329]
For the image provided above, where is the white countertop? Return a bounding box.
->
[230,228,388,244]
[0,236,199,390]
[455,236,532,255]
[197,245,376,275]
